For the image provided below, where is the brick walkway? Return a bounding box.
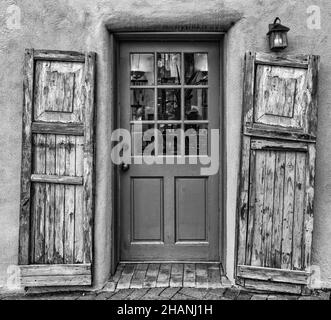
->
[1,287,330,300]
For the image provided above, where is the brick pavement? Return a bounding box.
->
[0,287,330,300]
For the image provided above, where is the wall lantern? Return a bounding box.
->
[267,17,290,51]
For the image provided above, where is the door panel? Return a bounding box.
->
[131,178,164,242]
[175,178,207,242]
[119,41,220,261]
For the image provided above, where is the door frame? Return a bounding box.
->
[109,32,225,273]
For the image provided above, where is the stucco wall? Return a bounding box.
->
[0,0,331,289]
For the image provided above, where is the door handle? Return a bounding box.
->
[120,162,130,172]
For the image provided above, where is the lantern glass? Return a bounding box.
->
[269,31,288,50]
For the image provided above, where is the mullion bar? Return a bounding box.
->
[154,51,158,156]
[180,51,185,157]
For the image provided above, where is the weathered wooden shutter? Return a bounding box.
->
[236,52,319,294]
[19,49,96,287]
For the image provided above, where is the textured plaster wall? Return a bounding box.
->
[0,0,331,289]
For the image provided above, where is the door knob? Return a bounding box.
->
[120,162,130,172]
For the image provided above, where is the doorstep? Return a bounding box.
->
[102,262,231,292]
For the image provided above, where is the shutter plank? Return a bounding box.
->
[237,136,251,265]
[64,136,76,264]
[20,264,91,287]
[271,152,285,268]
[82,53,96,263]
[304,144,316,269]
[19,49,34,265]
[74,136,84,263]
[246,149,256,265]
[261,151,276,267]
[243,52,255,125]
[54,135,66,263]
[32,122,84,136]
[45,134,56,263]
[251,151,266,266]
[292,153,306,270]
[31,174,83,185]
[281,152,295,269]
[32,134,46,264]
[244,279,302,294]
[237,265,309,285]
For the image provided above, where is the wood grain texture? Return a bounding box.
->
[32,134,46,264]
[304,144,316,269]
[254,65,306,130]
[18,50,96,287]
[20,263,91,286]
[20,264,91,276]
[64,136,76,264]
[74,136,84,263]
[31,174,83,185]
[82,52,96,263]
[244,279,302,294]
[19,49,34,265]
[243,52,255,126]
[255,52,309,68]
[237,265,309,285]
[281,152,295,269]
[292,152,306,270]
[237,52,319,293]
[54,134,66,264]
[244,126,317,142]
[32,122,84,136]
[34,50,85,62]
[34,60,84,123]
[237,135,251,265]
[251,139,307,152]
[271,152,285,268]
[44,134,56,263]
[307,55,320,137]
[261,150,275,267]
[250,151,266,266]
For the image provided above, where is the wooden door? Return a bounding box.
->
[119,41,220,261]
[18,49,95,286]
[236,52,319,293]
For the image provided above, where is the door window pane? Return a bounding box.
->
[157,89,181,120]
[185,88,208,120]
[158,123,182,156]
[184,53,208,85]
[131,124,155,156]
[157,53,181,85]
[130,89,155,121]
[184,124,208,156]
[130,53,154,86]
